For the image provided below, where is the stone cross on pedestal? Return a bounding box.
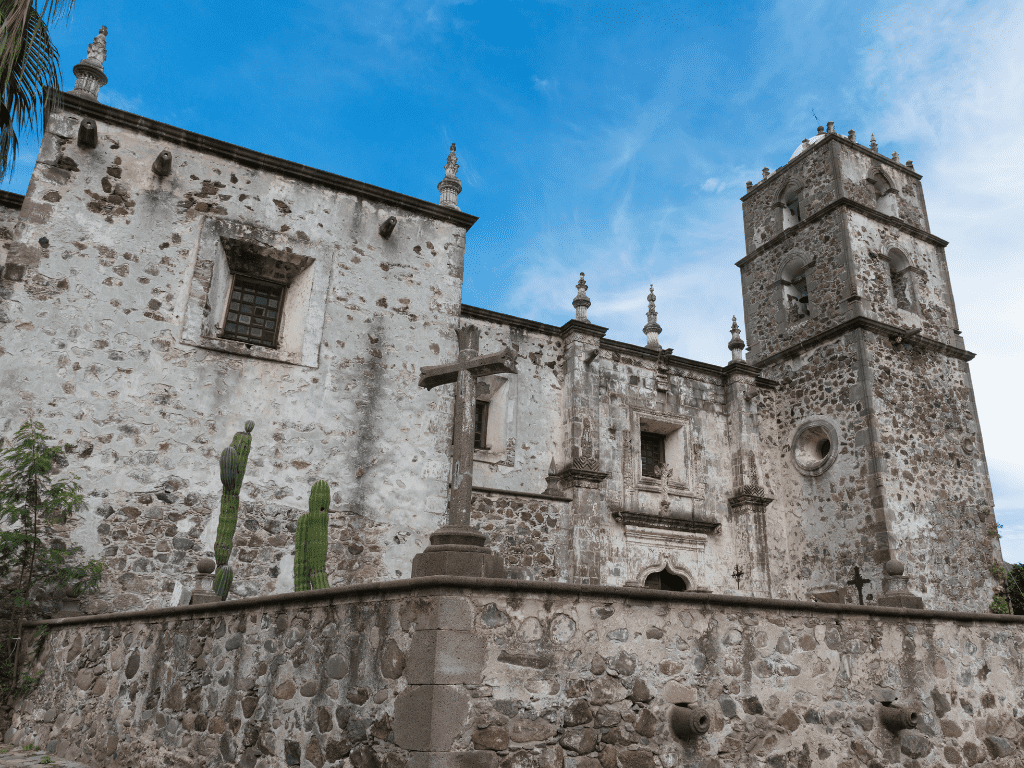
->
[411,325,518,578]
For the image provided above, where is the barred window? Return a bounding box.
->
[474,400,489,450]
[640,432,665,478]
[222,276,283,347]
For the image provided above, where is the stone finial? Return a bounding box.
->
[72,27,109,101]
[542,457,565,498]
[762,167,770,179]
[816,125,824,135]
[848,129,857,142]
[891,151,900,163]
[870,134,878,152]
[826,121,835,133]
[643,285,662,349]
[906,160,914,169]
[437,143,462,210]
[745,181,752,190]
[572,272,592,323]
[728,316,745,363]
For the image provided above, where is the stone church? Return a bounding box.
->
[2,30,1020,768]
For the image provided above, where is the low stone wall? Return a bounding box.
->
[5,579,1023,768]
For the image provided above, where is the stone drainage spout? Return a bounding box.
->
[880,704,918,733]
[670,705,710,739]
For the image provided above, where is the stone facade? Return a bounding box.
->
[0,85,1003,614]
[6,583,1023,767]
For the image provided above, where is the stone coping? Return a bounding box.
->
[22,575,1024,630]
[472,485,572,502]
[751,314,975,368]
[735,196,948,268]
[50,89,478,231]
[0,190,24,210]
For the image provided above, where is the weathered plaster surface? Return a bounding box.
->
[0,103,472,609]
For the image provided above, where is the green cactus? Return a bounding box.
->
[294,480,331,591]
[212,421,254,600]
[213,564,233,600]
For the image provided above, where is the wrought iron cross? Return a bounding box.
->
[847,566,871,605]
[732,564,744,589]
[418,325,518,529]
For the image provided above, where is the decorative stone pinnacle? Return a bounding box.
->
[906,160,914,169]
[826,121,834,133]
[848,129,857,142]
[891,151,900,162]
[643,284,662,349]
[572,272,592,322]
[762,167,770,179]
[870,134,878,152]
[437,143,462,210]
[72,26,109,101]
[728,315,745,362]
[816,125,824,135]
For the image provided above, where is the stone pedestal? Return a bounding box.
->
[190,558,221,605]
[411,526,506,579]
[877,560,924,609]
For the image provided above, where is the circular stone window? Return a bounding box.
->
[792,420,839,476]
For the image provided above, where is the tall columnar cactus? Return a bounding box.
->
[213,420,254,600]
[294,480,331,591]
[213,564,233,600]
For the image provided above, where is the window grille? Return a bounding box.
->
[222,276,283,347]
[640,432,665,478]
[474,400,489,450]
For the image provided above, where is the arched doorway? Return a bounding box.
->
[644,568,688,592]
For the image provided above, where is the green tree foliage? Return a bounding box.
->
[0,0,76,179]
[990,562,1024,615]
[0,420,102,702]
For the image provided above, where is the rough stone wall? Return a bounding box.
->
[837,143,927,230]
[844,209,958,343]
[740,140,838,254]
[8,584,1023,768]
[0,102,472,609]
[864,335,999,607]
[757,337,876,600]
[470,492,571,581]
[738,209,847,363]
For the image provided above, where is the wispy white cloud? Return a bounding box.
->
[532,76,558,97]
[858,0,1024,547]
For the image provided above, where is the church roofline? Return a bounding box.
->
[740,131,922,203]
[461,303,778,388]
[50,89,479,231]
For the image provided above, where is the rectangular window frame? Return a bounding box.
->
[220,274,286,349]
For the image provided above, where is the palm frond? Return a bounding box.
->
[0,2,61,179]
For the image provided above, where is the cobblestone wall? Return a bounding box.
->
[6,583,1022,768]
[470,492,570,581]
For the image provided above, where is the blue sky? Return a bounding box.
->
[7,0,1023,559]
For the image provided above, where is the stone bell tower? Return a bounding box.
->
[736,122,1001,611]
